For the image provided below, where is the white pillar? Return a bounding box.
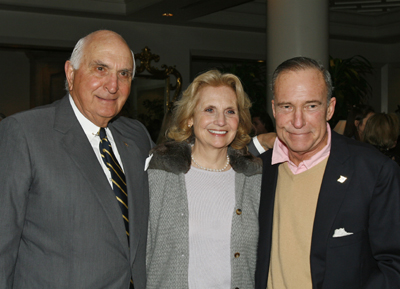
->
[266,0,329,112]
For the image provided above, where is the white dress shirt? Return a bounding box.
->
[69,95,124,188]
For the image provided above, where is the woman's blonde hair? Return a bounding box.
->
[167,69,252,150]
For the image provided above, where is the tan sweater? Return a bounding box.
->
[267,157,328,289]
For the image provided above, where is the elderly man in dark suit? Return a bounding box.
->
[255,57,400,289]
[0,30,153,288]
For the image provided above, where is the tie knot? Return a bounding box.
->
[99,127,107,140]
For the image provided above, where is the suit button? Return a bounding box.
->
[236,209,242,215]
[234,252,240,258]
[235,287,239,289]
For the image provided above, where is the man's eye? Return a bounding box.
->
[97,67,104,71]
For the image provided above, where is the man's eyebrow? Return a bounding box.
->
[276,101,292,106]
[276,100,322,106]
[305,100,322,104]
[90,60,108,68]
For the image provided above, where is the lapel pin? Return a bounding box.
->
[337,175,347,183]
[124,142,128,147]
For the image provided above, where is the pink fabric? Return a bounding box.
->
[271,124,331,175]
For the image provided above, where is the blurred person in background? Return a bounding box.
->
[252,112,274,135]
[343,104,375,141]
[363,112,400,165]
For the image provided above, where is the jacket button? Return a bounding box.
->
[236,209,242,215]
[234,252,240,258]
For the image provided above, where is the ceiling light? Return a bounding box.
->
[162,13,173,17]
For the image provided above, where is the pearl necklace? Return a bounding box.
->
[191,154,230,172]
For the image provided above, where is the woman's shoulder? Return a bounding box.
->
[229,147,263,176]
[148,141,191,174]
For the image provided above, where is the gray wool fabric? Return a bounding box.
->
[146,141,262,289]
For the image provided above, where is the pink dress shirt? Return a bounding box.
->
[271,124,331,175]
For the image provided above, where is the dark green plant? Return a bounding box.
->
[329,55,374,126]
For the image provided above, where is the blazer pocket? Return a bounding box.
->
[329,230,364,248]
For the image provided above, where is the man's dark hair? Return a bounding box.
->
[271,57,333,102]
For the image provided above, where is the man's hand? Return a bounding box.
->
[257,132,277,150]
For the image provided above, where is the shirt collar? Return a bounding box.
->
[69,95,102,142]
[271,124,331,174]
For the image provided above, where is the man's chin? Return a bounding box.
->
[286,143,313,154]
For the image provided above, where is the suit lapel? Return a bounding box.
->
[109,123,147,266]
[310,132,354,288]
[54,96,130,257]
[256,151,279,288]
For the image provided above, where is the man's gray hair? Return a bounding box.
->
[271,57,333,103]
[65,30,136,91]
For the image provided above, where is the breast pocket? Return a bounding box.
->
[329,230,364,248]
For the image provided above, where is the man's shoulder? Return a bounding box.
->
[110,116,153,148]
[3,99,61,128]
[332,132,397,170]
[111,116,148,135]
[332,132,385,160]
[259,148,273,163]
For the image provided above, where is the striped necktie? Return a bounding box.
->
[99,128,130,244]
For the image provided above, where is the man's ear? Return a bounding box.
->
[65,61,75,91]
[272,100,276,118]
[326,97,336,121]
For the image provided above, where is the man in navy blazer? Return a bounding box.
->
[0,30,153,288]
[255,57,400,288]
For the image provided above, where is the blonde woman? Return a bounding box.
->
[146,70,262,289]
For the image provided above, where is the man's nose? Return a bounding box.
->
[104,73,119,94]
[292,108,305,129]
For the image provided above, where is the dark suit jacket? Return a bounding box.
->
[255,131,400,289]
[0,96,153,289]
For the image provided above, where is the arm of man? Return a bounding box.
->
[0,117,32,288]
[248,133,277,156]
[364,158,400,288]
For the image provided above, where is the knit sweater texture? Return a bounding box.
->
[146,141,262,289]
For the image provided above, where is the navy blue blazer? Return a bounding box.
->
[255,131,400,289]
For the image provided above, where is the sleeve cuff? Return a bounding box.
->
[253,136,266,154]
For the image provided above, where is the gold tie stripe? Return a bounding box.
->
[99,128,130,243]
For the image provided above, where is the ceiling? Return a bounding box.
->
[330,0,400,14]
[0,0,399,40]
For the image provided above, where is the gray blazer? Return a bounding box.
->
[146,141,262,289]
[0,96,153,289]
